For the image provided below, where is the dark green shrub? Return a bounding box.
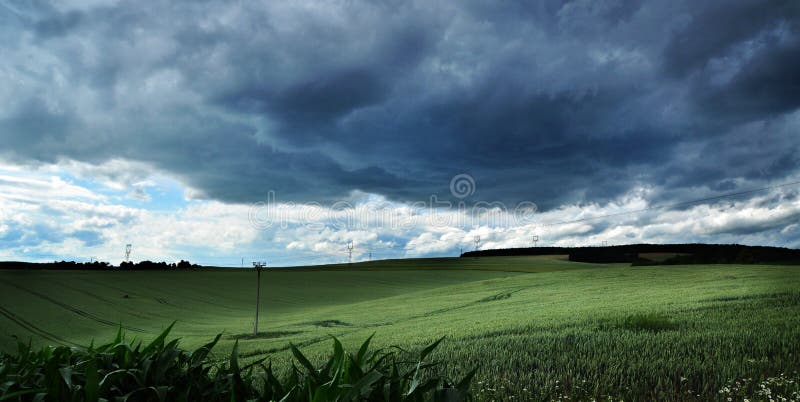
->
[617,313,678,332]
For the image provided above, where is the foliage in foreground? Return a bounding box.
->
[0,324,475,401]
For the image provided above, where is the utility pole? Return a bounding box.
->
[347,241,354,264]
[252,261,266,336]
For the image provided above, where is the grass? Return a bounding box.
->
[1,256,799,400]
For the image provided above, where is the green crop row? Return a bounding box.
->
[0,324,475,402]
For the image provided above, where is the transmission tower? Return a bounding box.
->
[124,244,132,262]
[347,241,354,264]
[474,236,481,251]
[532,235,539,247]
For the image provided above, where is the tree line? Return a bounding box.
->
[462,243,800,265]
[0,260,200,270]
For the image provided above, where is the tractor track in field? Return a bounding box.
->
[82,278,241,313]
[0,305,79,347]
[83,280,174,307]
[10,279,206,327]
[40,277,157,320]
[79,280,185,310]
[414,287,527,319]
[1,280,148,333]
[239,333,344,359]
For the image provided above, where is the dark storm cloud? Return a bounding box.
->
[0,98,81,163]
[0,0,799,210]
[33,10,83,38]
[696,37,800,120]
[217,67,390,136]
[662,0,799,77]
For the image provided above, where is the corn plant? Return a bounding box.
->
[256,334,476,401]
[0,324,475,401]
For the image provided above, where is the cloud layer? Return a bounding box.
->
[1,162,798,266]
[0,0,799,262]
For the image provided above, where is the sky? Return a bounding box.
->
[0,0,799,266]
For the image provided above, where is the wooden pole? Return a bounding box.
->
[254,264,262,336]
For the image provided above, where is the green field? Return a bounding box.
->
[1,256,799,400]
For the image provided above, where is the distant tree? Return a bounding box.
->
[735,248,756,264]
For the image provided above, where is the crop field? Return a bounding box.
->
[1,256,799,400]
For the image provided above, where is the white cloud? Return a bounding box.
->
[1,159,799,266]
